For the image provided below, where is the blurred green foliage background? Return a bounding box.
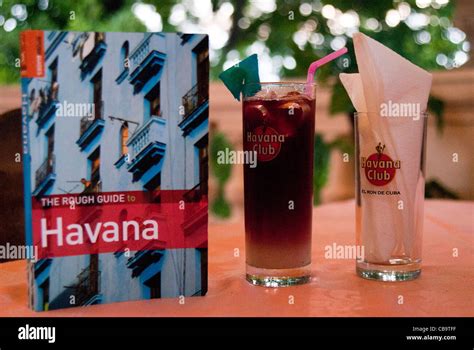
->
[0,0,468,85]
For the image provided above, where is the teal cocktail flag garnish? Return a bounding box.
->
[218,54,260,101]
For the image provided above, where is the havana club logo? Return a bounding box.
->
[246,126,286,162]
[361,143,400,186]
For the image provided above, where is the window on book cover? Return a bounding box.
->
[29,89,36,104]
[196,135,209,194]
[88,254,99,296]
[48,58,59,100]
[198,248,208,295]
[144,172,161,205]
[194,39,209,101]
[83,147,100,193]
[45,125,55,163]
[145,82,161,119]
[91,69,103,120]
[144,272,161,299]
[50,58,58,82]
[120,41,129,71]
[40,278,50,311]
[120,122,129,157]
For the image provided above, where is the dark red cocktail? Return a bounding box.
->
[242,82,316,286]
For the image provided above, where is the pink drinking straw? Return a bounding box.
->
[305,47,348,93]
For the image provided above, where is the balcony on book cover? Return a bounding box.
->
[68,266,102,306]
[20,31,209,311]
[179,40,209,136]
[126,115,166,179]
[179,80,209,135]
[33,155,56,196]
[128,34,166,92]
[30,80,59,127]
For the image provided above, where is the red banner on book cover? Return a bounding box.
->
[20,30,45,78]
[30,190,207,259]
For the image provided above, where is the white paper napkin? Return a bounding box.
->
[340,33,432,263]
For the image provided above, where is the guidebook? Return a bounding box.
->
[20,30,209,311]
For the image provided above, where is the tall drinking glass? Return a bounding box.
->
[242,82,316,287]
[354,112,428,281]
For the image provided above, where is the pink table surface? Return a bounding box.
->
[0,199,472,317]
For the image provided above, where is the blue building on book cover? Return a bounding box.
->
[20,31,208,311]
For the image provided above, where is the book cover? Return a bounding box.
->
[20,31,208,311]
